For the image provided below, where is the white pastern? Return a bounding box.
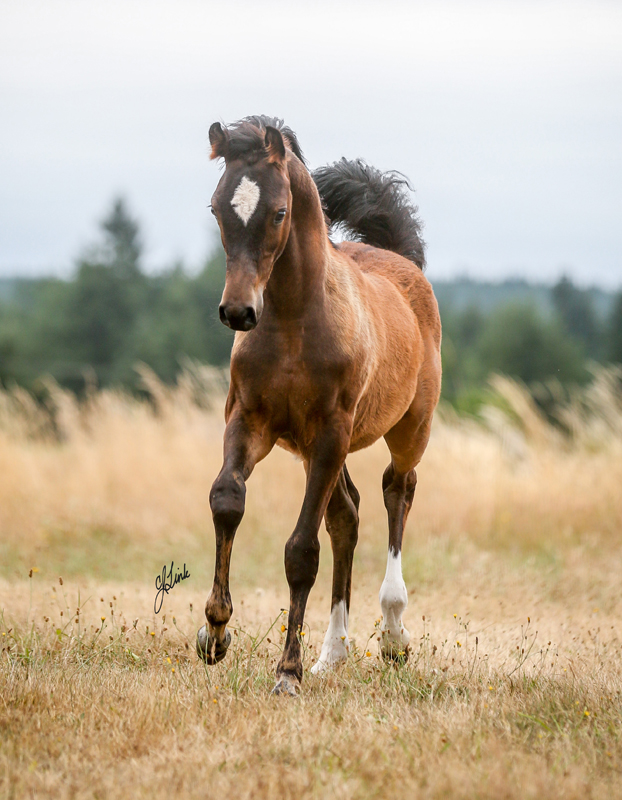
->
[379,549,410,653]
[230,176,260,225]
[310,600,349,675]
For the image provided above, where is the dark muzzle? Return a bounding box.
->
[219,304,257,331]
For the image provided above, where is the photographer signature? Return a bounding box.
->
[154,562,190,614]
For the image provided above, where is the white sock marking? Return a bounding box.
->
[310,600,349,675]
[379,549,410,653]
[230,176,260,225]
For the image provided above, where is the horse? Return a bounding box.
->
[196,116,442,695]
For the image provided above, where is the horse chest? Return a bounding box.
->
[234,327,356,394]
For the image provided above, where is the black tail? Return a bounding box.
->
[312,158,425,269]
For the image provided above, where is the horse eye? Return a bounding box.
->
[274,209,287,225]
[210,206,217,216]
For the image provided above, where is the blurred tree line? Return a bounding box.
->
[0,198,621,407]
[0,199,233,393]
[440,274,622,412]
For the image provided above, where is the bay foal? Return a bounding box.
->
[197,117,442,695]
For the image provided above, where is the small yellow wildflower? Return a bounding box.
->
[584,710,590,717]
[150,632,155,637]
[340,635,346,641]
[281,625,286,633]
[171,668,175,673]
[366,651,372,657]
[166,657,171,664]
[101,616,105,622]
[456,641,461,647]
[453,614,457,618]
[213,698,217,704]
[300,631,305,637]
[488,686,493,691]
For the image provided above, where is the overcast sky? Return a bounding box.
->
[1,0,621,287]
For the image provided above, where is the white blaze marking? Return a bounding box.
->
[310,600,349,675]
[379,549,410,652]
[230,176,260,225]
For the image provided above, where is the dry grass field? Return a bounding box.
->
[2,366,622,799]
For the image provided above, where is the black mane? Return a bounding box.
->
[313,158,426,269]
[225,116,306,165]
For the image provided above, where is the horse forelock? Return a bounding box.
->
[224,116,306,165]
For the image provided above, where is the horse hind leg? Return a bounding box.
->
[311,464,360,675]
[378,462,417,660]
[378,401,434,660]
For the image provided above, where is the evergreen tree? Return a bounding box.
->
[100,197,143,280]
[63,197,148,386]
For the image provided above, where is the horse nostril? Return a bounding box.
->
[219,305,227,325]
[244,307,257,327]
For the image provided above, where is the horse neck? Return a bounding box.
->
[263,157,328,321]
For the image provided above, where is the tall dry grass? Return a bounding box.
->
[2,366,622,798]
[1,365,621,577]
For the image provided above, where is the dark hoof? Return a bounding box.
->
[196,625,231,665]
[271,675,300,696]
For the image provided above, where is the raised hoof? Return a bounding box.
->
[196,625,231,665]
[271,675,300,696]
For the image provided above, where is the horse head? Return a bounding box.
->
[209,120,293,331]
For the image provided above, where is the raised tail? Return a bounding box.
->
[312,158,426,269]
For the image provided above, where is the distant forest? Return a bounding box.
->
[1,198,621,411]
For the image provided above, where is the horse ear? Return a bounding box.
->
[209,122,229,160]
[264,126,286,164]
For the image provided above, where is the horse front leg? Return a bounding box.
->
[197,411,273,665]
[273,422,350,695]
